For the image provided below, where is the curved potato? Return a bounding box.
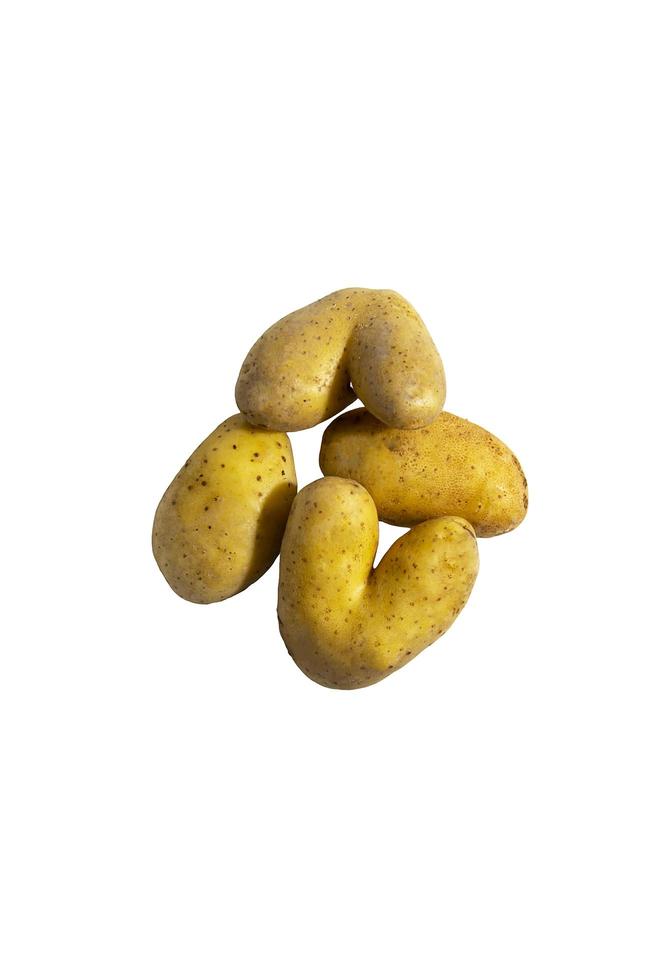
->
[319,409,527,537]
[235,288,445,431]
[278,477,478,690]
[153,414,296,603]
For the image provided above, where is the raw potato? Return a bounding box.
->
[236,288,445,431]
[278,477,479,690]
[320,409,528,537]
[153,414,297,603]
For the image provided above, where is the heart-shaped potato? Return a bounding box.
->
[236,288,445,431]
[278,477,478,689]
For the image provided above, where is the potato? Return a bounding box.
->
[236,288,445,431]
[319,409,527,537]
[153,414,296,603]
[277,477,478,689]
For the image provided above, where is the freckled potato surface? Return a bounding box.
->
[277,477,479,690]
[319,409,528,537]
[153,414,296,603]
[235,288,445,431]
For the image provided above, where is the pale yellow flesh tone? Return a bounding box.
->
[320,409,528,537]
[153,414,297,603]
[278,478,479,690]
[236,288,445,431]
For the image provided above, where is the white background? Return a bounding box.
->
[1,2,653,977]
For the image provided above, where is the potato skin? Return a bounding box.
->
[235,288,445,431]
[278,478,478,690]
[319,409,527,537]
[153,414,296,603]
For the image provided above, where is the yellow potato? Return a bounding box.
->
[153,414,296,603]
[319,409,527,537]
[278,477,478,689]
[236,288,445,431]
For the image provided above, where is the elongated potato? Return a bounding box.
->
[153,414,296,603]
[236,288,445,431]
[319,409,527,537]
[278,478,478,689]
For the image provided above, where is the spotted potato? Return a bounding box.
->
[236,288,445,431]
[320,409,527,537]
[153,414,296,602]
[278,477,479,689]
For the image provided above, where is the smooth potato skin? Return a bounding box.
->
[153,414,296,603]
[319,409,528,537]
[235,288,445,431]
[278,478,478,690]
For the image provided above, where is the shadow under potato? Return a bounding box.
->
[240,479,297,595]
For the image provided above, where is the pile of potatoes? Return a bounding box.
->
[153,288,527,690]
